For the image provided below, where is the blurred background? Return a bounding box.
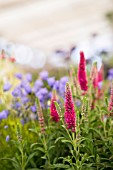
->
[0,0,113,69]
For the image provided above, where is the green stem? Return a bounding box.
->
[42,136,51,170]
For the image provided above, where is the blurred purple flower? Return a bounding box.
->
[107,68,113,80]
[4,125,8,129]
[39,88,48,95]
[108,75,113,80]
[12,87,21,97]
[35,92,43,101]
[15,73,22,79]
[48,91,52,98]
[26,73,32,82]
[21,89,28,97]
[47,77,55,87]
[6,135,10,142]
[108,68,113,75]
[98,81,103,90]
[21,97,30,104]
[3,82,12,91]
[20,119,25,125]
[21,81,32,94]
[29,113,37,120]
[60,76,68,85]
[34,80,43,87]
[30,105,37,113]
[24,84,32,94]
[53,80,60,90]
[0,110,9,120]
[75,100,81,107]
[59,83,65,97]
[32,80,43,93]
[39,70,49,80]
[15,102,21,109]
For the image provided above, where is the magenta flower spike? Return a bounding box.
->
[78,51,88,91]
[64,83,76,132]
[108,83,113,116]
[50,91,60,122]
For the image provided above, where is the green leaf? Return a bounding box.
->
[48,145,55,151]
[33,147,45,153]
[53,163,70,169]
[89,128,105,141]
[105,97,109,107]
[27,168,41,170]
[30,143,42,149]
[61,140,72,144]
[25,152,38,167]
[55,137,65,143]
[0,158,21,169]
[54,101,62,115]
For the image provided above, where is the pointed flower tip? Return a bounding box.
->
[80,51,84,57]
[66,82,70,87]
[94,62,97,66]
[66,82,70,91]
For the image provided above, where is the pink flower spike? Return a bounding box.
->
[98,64,104,83]
[50,91,60,122]
[64,83,76,132]
[9,57,16,63]
[0,50,5,59]
[108,83,113,116]
[78,51,88,91]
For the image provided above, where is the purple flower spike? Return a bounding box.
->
[26,73,32,82]
[39,70,49,80]
[3,82,12,91]
[47,77,55,87]
[0,110,9,120]
[6,135,10,142]
[15,73,22,80]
